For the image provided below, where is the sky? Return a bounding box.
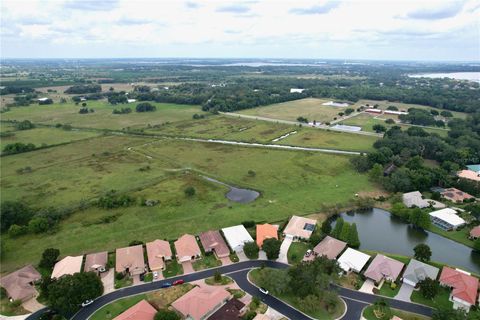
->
[1,0,479,61]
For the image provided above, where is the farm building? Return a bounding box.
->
[113,299,157,320]
[146,239,172,271]
[337,248,371,274]
[51,255,83,279]
[332,124,362,132]
[322,101,349,107]
[384,110,408,115]
[171,286,231,320]
[116,245,145,276]
[0,265,41,302]
[84,251,108,273]
[439,267,479,311]
[429,208,465,231]
[402,259,439,287]
[222,225,254,252]
[365,108,382,114]
[174,234,201,263]
[199,230,230,258]
[256,223,278,248]
[441,187,474,203]
[283,215,317,240]
[364,254,405,284]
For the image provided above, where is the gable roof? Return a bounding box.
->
[313,236,347,260]
[222,225,254,251]
[403,259,439,285]
[146,240,172,271]
[470,226,480,238]
[174,234,201,259]
[208,298,245,320]
[115,245,145,274]
[441,187,474,202]
[337,248,371,272]
[51,256,83,279]
[113,299,157,320]
[283,215,317,239]
[429,208,465,227]
[172,286,231,320]
[364,254,405,282]
[256,224,278,247]
[0,265,41,301]
[439,267,479,305]
[84,251,108,272]
[199,231,230,257]
[402,191,429,208]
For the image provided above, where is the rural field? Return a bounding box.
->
[0,135,376,272]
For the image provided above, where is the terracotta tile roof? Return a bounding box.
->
[174,234,201,262]
[363,254,405,282]
[115,245,145,275]
[51,256,83,279]
[172,286,231,320]
[113,299,157,320]
[0,265,41,301]
[199,231,230,258]
[441,187,474,203]
[313,236,347,260]
[208,298,245,320]
[256,224,278,247]
[84,251,108,272]
[146,240,172,271]
[470,226,480,238]
[439,267,479,305]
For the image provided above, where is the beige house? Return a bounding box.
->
[84,251,108,273]
[116,245,145,276]
[146,239,172,271]
[175,234,201,263]
[51,256,83,279]
[283,215,317,240]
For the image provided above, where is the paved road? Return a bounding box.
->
[26,260,433,320]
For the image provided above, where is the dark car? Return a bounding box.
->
[173,279,184,286]
[160,282,172,288]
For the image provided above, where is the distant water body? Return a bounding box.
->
[409,72,480,82]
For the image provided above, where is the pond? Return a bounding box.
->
[334,208,480,274]
[202,176,259,204]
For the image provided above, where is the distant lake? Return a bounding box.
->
[409,72,480,82]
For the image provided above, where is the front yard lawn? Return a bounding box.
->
[114,276,133,289]
[410,287,453,310]
[192,254,221,271]
[287,242,310,264]
[163,260,183,279]
[374,281,401,298]
[363,305,430,320]
[337,272,364,290]
[90,294,147,320]
[205,275,233,286]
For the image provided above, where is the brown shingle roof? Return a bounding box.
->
[208,298,245,320]
[146,240,172,271]
[115,245,145,275]
[313,236,347,260]
[0,265,41,301]
[84,251,108,272]
[199,231,230,258]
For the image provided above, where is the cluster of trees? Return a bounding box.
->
[297,116,308,123]
[16,120,35,131]
[2,202,62,237]
[78,107,94,114]
[330,218,360,248]
[3,142,36,155]
[136,102,156,112]
[112,107,132,114]
[64,84,101,94]
[390,203,431,229]
[0,86,35,95]
[106,91,128,104]
[38,98,53,105]
[399,108,445,127]
[97,190,136,209]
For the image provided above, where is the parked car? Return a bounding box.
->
[153,271,159,279]
[173,279,184,286]
[97,266,106,273]
[259,287,269,295]
[81,299,94,307]
[304,249,312,257]
[160,282,172,288]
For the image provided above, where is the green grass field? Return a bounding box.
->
[1,135,376,272]
[363,305,430,320]
[1,101,205,130]
[239,98,347,123]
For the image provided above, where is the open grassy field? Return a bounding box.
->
[0,126,100,150]
[239,98,347,123]
[1,101,205,130]
[1,135,377,272]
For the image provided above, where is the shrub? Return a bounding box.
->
[39,248,60,270]
[154,309,181,320]
[242,220,255,228]
[243,242,259,259]
[8,224,28,237]
[136,102,156,112]
[115,272,125,280]
[184,186,196,197]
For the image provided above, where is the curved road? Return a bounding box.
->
[27,260,433,320]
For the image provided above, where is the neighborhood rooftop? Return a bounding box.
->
[337,248,371,273]
[402,191,429,208]
[113,299,157,320]
[429,208,466,230]
[51,255,83,279]
[441,187,474,203]
[199,230,230,258]
[283,215,317,239]
[84,251,108,273]
[313,236,347,260]
[0,265,41,302]
[439,267,479,307]
[175,234,201,262]
[222,225,254,252]
[171,285,231,320]
[207,298,245,320]
[146,239,172,271]
[256,223,278,248]
[458,169,480,182]
[364,254,405,282]
[402,259,439,286]
[115,245,145,276]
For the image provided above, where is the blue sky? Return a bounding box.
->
[1,0,479,61]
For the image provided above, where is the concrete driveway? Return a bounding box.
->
[395,283,414,302]
[276,237,293,264]
[237,251,248,262]
[359,279,375,293]
[181,261,195,274]
[220,256,232,265]
[258,250,267,260]
[101,268,115,294]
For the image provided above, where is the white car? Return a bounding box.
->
[153,271,159,279]
[305,249,313,257]
[81,299,94,307]
[259,287,269,295]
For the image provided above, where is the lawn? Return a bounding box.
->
[163,260,184,279]
[426,225,474,249]
[239,98,348,123]
[0,126,100,150]
[1,100,205,130]
[374,281,401,298]
[363,305,431,320]
[287,242,311,264]
[192,254,222,271]
[1,136,377,272]
[205,275,233,285]
[0,297,29,316]
[114,276,133,289]
[410,287,453,310]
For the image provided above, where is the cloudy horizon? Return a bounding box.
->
[1,0,479,61]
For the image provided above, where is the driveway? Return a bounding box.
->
[276,237,293,264]
[258,250,267,260]
[22,297,44,313]
[220,256,232,265]
[359,279,375,293]
[101,268,115,294]
[181,261,195,274]
[236,251,248,262]
[395,283,414,302]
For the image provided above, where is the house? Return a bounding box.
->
[146,239,172,271]
[337,248,371,273]
[115,245,145,276]
[207,298,246,320]
[364,254,405,284]
[402,259,439,287]
[441,187,474,203]
[199,230,230,258]
[365,108,382,114]
[222,225,254,252]
[312,236,347,260]
[51,256,83,279]
[175,234,201,263]
[256,224,278,248]
[290,88,305,93]
[113,299,157,320]
[384,110,408,116]
[469,226,480,240]
[171,286,231,320]
[458,170,480,182]
[0,265,41,302]
[429,208,466,231]
[402,191,430,208]
[283,215,317,240]
[84,251,108,273]
[439,267,479,311]
[37,97,49,102]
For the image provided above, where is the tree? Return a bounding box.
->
[413,244,432,262]
[184,186,196,197]
[39,248,60,270]
[136,102,156,112]
[332,218,344,239]
[321,219,332,235]
[262,238,282,260]
[368,163,384,183]
[3,142,36,155]
[0,201,33,232]
[373,124,387,133]
[214,271,222,282]
[296,116,308,123]
[385,118,395,124]
[350,155,372,173]
[15,120,35,130]
[8,224,28,237]
[371,299,392,320]
[47,272,103,316]
[28,216,50,233]
[418,278,440,299]
[409,209,431,229]
[339,222,350,242]
[347,223,360,248]
[243,242,259,259]
[440,110,453,118]
[155,309,181,320]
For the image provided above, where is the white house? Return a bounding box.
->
[221,225,254,252]
[402,191,430,208]
[290,88,305,93]
[127,99,137,103]
[337,248,371,274]
[429,208,465,231]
